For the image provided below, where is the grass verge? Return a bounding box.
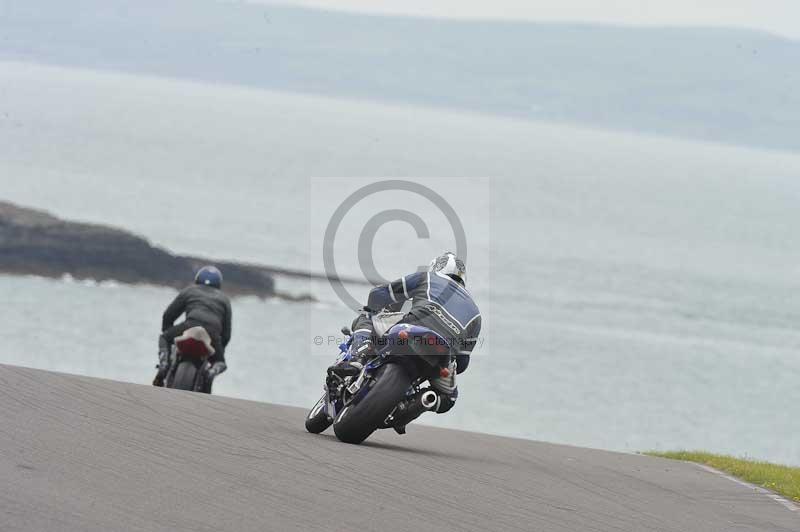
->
[646,451,800,503]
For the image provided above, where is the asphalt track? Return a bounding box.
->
[0,364,796,532]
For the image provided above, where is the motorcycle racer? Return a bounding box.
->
[333,251,481,416]
[153,265,232,392]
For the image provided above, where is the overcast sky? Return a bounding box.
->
[254,0,800,39]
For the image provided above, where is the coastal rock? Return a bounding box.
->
[0,201,278,298]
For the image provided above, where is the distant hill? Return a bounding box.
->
[1,1,798,151]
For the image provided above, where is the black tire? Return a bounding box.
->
[171,360,200,391]
[333,363,412,444]
[305,395,333,434]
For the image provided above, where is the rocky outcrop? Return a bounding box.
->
[0,201,286,298]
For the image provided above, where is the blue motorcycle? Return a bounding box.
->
[305,317,455,444]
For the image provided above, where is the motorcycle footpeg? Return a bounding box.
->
[329,365,360,377]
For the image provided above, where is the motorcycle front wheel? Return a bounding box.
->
[305,395,333,434]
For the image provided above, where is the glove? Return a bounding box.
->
[206,361,227,380]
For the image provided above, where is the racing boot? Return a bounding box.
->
[329,335,373,377]
[152,339,170,387]
[206,361,227,380]
[201,361,227,394]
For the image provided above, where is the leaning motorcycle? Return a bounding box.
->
[305,313,456,444]
[164,326,215,392]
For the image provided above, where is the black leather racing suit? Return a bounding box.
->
[160,284,232,366]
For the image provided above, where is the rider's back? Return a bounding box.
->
[172,284,231,334]
[368,270,481,353]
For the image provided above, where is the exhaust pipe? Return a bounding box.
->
[389,390,440,430]
[420,390,439,410]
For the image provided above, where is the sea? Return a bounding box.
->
[2,60,800,464]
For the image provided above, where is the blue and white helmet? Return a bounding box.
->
[429,251,466,285]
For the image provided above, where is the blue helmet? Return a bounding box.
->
[194,265,223,289]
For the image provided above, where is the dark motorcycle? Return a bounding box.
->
[305,313,455,444]
[164,326,214,392]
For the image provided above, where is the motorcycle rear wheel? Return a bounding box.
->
[333,363,412,444]
[171,360,200,391]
